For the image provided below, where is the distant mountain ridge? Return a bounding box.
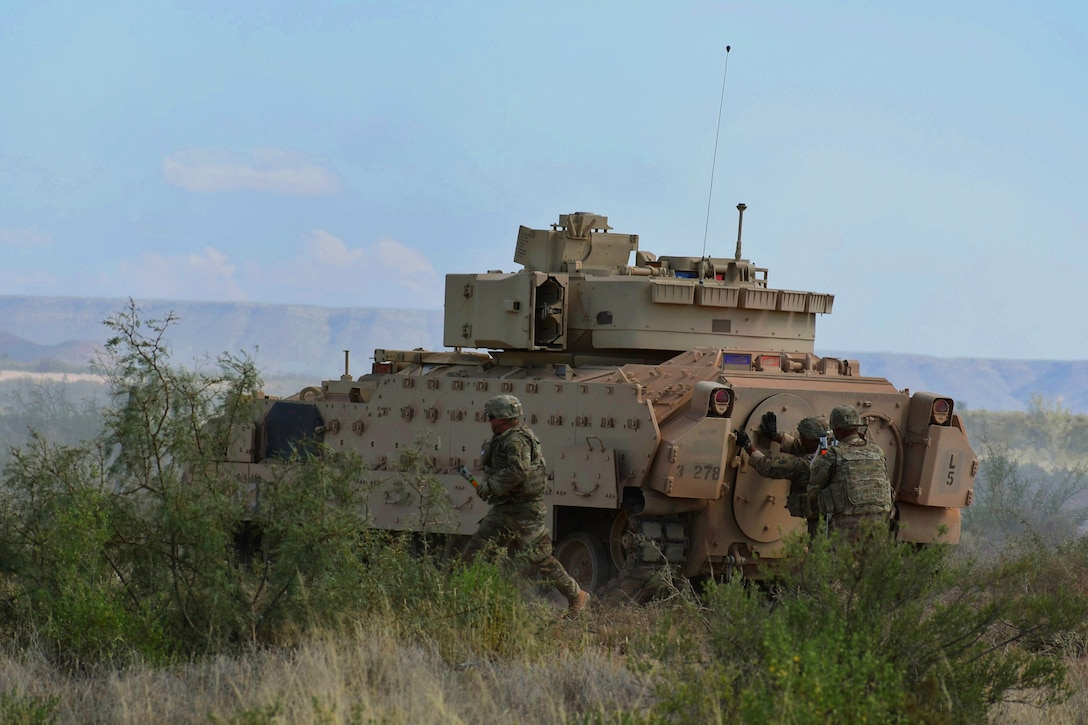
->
[0,295,443,380]
[824,354,1088,414]
[0,331,101,368]
[0,295,1083,413]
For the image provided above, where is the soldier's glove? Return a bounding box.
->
[760,411,778,440]
[476,477,495,502]
[734,429,752,452]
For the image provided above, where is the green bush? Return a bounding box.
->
[0,379,104,469]
[963,441,1088,557]
[650,525,1088,723]
[0,302,560,668]
[0,689,59,725]
[962,397,1088,472]
[329,526,551,663]
[0,433,163,663]
[0,304,378,662]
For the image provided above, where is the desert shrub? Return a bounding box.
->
[360,542,550,663]
[0,302,561,669]
[0,303,378,663]
[0,379,104,468]
[0,433,162,663]
[0,689,59,725]
[385,432,456,535]
[962,397,1088,472]
[650,525,1088,724]
[963,441,1088,557]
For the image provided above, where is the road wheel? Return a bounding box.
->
[608,510,632,571]
[555,532,611,593]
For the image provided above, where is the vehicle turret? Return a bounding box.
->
[442,209,833,364]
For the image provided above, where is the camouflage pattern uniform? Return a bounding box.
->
[747,416,828,537]
[464,397,582,603]
[808,405,892,539]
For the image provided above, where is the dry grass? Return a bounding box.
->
[0,604,658,724]
[2,591,1084,724]
[988,657,1088,725]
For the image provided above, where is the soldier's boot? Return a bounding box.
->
[565,589,590,618]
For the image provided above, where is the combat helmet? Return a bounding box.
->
[485,394,523,420]
[797,415,829,440]
[829,405,861,430]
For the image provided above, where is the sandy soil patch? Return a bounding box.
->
[0,370,106,383]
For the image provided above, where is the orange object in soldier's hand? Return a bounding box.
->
[458,465,480,488]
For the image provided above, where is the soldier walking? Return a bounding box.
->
[463,394,590,617]
[807,404,893,540]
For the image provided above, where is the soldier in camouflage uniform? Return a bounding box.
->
[807,404,893,540]
[734,412,829,537]
[463,394,590,617]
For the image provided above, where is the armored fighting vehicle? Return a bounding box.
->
[222,208,977,593]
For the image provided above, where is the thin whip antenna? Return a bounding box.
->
[701,44,732,258]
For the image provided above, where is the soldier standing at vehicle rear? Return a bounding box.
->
[735,412,829,537]
[807,404,893,540]
[463,394,590,617]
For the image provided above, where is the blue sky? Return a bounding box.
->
[2,1,1086,359]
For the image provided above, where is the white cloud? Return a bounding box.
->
[162,147,339,196]
[238,230,443,308]
[80,229,439,306]
[316,231,442,301]
[11,232,443,309]
[296,231,438,292]
[307,230,365,265]
[118,247,243,300]
[0,228,52,248]
[372,237,442,293]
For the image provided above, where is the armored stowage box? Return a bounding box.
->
[223,210,977,592]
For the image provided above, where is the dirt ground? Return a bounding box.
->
[0,370,105,383]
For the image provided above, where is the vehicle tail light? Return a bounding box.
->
[931,398,952,425]
[711,388,734,417]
